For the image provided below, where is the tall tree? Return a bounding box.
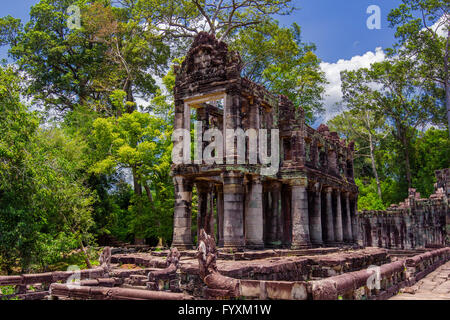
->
[388,0,450,134]
[328,109,388,199]
[341,58,438,189]
[90,97,173,244]
[0,0,170,115]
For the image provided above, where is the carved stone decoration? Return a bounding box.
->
[99,247,112,272]
[148,247,181,283]
[197,229,240,298]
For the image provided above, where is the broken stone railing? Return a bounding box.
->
[310,247,450,300]
[49,283,192,300]
[0,267,106,300]
[198,247,450,300]
[405,248,450,282]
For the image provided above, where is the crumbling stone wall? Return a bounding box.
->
[358,169,449,249]
[171,32,359,251]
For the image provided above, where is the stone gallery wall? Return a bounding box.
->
[358,169,449,249]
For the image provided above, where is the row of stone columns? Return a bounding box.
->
[172,173,358,250]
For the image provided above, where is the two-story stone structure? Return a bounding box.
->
[171,33,358,250]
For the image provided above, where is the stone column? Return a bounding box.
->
[275,183,284,244]
[290,178,311,249]
[197,183,214,241]
[309,182,323,245]
[343,192,353,242]
[324,187,335,244]
[245,176,264,249]
[196,183,206,241]
[282,184,292,246]
[208,189,215,240]
[270,182,282,245]
[222,171,245,249]
[351,197,359,243]
[172,176,193,250]
[334,190,344,243]
[217,185,224,247]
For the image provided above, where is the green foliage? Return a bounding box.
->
[89,93,175,243]
[412,128,450,197]
[356,178,389,210]
[387,0,449,128]
[0,66,96,274]
[0,286,20,300]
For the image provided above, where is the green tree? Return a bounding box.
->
[341,58,438,189]
[412,128,450,196]
[90,100,173,244]
[0,0,169,114]
[328,109,389,199]
[388,0,449,134]
[0,66,95,273]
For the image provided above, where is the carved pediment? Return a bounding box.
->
[176,32,242,86]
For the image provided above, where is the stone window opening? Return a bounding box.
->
[319,148,327,168]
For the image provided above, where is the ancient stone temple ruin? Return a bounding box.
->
[358,169,450,249]
[171,32,359,250]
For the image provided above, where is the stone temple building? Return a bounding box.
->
[171,33,359,250]
[358,169,450,249]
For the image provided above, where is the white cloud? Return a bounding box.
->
[429,15,448,37]
[318,47,386,123]
[315,14,447,126]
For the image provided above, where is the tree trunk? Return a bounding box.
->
[366,112,382,199]
[401,132,412,189]
[144,181,164,246]
[79,240,92,269]
[445,27,450,137]
[132,166,144,245]
[124,80,136,113]
[132,166,142,197]
[369,132,382,199]
[144,182,155,208]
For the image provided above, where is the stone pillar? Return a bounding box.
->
[222,171,245,249]
[275,184,284,243]
[343,192,353,242]
[196,183,208,242]
[282,184,292,246]
[351,197,359,243]
[245,176,264,249]
[324,187,335,244]
[290,178,311,249]
[172,176,193,250]
[208,189,215,240]
[309,182,323,245]
[270,182,282,245]
[334,190,344,243]
[217,185,224,247]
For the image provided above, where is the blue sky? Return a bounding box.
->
[281,0,402,62]
[0,0,404,121]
